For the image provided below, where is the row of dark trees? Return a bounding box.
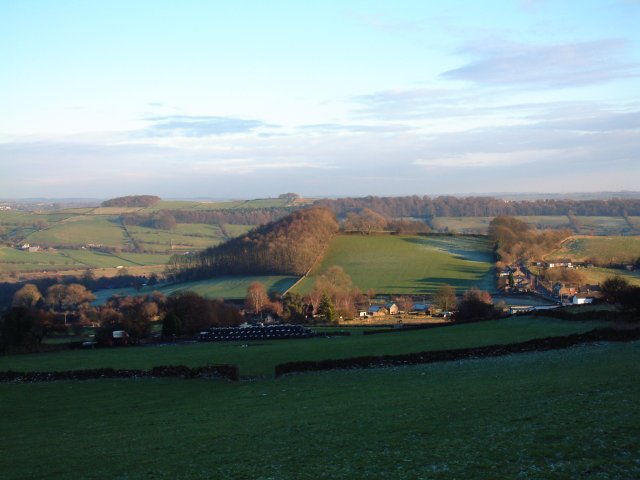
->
[1,288,242,351]
[167,207,340,279]
[121,207,295,230]
[317,195,640,218]
[121,211,178,230]
[117,195,640,234]
[101,195,161,208]
[0,272,158,311]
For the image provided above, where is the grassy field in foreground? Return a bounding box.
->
[0,316,607,377]
[92,275,299,304]
[295,234,495,295]
[0,341,638,479]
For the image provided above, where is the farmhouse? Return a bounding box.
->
[368,305,389,317]
[553,282,578,299]
[546,258,573,269]
[411,303,430,314]
[572,293,594,305]
[19,243,41,252]
[385,302,399,315]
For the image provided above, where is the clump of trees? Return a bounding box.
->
[388,219,431,234]
[342,208,430,234]
[310,265,362,320]
[488,215,570,264]
[454,288,500,322]
[168,207,340,279]
[1,282,94,350]
[432,284,457,312]
[600,276,640,313]
[1,282,242,350]
[122,211,177,230]
[0,307,57,351]
[538,266,584,286]
[102,195,160,208]
[44,283,95,325]
[343,208,388,234]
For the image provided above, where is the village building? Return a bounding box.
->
[545,258,573,269]
[385,302,399,315]
[572,293,594,305]
[368,305,389,317]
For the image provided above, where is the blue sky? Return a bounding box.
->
[1,0,639,198]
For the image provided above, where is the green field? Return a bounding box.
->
[549,235,640,264]
[92,275,299,304]
[0,246,84,273]
[90,206,145,215]
[143,198,291,211]
[432,216,573,234]
[59,249,172,268]
[26,216,129,248]
[193,200,251,210]
[127,223,225,252]
[295,234,495,295]
[517,215,573,229]
[573,216,632,235]
[1,339,637,479]
[0,316,607,377]
[579,267,640,287]
[432,217,493,233]
[221,223,254,236]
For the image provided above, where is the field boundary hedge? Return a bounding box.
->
[275,327,640,377]
[362,322,458,335]
[0,364,239,383]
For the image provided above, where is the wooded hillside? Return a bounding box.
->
[101,195,160,208]
[168,207,339,278]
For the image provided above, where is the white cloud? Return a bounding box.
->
[442,38,640,87]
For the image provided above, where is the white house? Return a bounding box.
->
[572,294,594,305]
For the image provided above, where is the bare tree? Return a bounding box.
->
[432,284,457,312]
[245,282,269,314]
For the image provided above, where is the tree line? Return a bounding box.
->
[121,207,295,229]
[1,284,241,351]
[101,195,161,208]
[167,207,340,279]
[316,195,640,218]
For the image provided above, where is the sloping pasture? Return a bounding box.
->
[26,216,129,249]
[295,234,495,295]
[92,275,299,304]
[548,235,640,264]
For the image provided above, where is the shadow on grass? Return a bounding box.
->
[270,277,299,294]
[400,236,495,263]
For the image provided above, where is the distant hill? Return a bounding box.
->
[101,195,161,208]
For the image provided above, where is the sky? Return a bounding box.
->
[1,0,639,199]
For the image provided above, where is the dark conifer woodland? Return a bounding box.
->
[168,207,339,278]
